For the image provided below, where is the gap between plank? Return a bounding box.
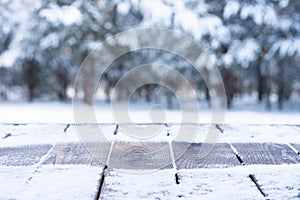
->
[229,143,245,165]
[165,123,181,186]
[220,123,268,199]
[95,165,108,200]
[286,143,300,156]
[95,124,118,200]
[249,174,268,197]
[215,124,224,133]
[169,141,180,184]
[63,124,70,133]
[25,143,57,183]
[230,143,268,198]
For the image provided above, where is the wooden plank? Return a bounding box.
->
[173,143,240,169]
[116,124,168,142]
[233,143,300,165]
[100,169,178,199]
[291,144,300,154]
[0,124,67,147]
[247,164,300,199]
[43,142,110,166]
[177,168,264,199]
[0,145,52,166]
[20,165,101,199]
[109,142,173,169]
[220,124,300,143]
[0,166,36,199]
[68,124,116,143]
[167,124,220,143]
[100,167,263,199]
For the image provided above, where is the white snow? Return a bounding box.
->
[219,124,300,143]
[39,33,60,49]
[268,38,300,58]
[0,48,20,67]
[0,100,299,199]
[0,165,35,199]
[175,9,203,40]
[115,124,168,142]
[101,169,179,199]
[0,165,101,200]
[224,1,240,19]
[0,101,299,124]
[240,3,277,26]
[1,123,299,147]
[139,0,229,43]
[158,124,300,143]
[101,164,300,199]
[234,38,260,68]
[0,124,79,147]
[0,124,120,147]
[251,164,300,199]
[0,0,34,67]
[140,0,173,27]
[40,5,82,26]
[1,163,300,199]
[117,1,131,15]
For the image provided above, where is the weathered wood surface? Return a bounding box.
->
[100,168,263,200]
[109,142,172,169]
[291,144,300,154]
[173,143,240,169]
[43,142,110,166]
[0,144,52,166]
[233,143,300,165]
[2,142,299,168]
[1,123,300,200]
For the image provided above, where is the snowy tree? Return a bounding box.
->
[220,0,300,109]
[0,0,299,108]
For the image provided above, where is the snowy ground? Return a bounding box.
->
[0,100,299,124]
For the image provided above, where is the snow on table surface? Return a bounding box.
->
[0,124,117,147]
[1,164,300,199]
[251,164,300,199]
[219,124,300,143]
[0,124,78,147]
[0,165,101,200]
[167,124,300,143]
[1,123,300,147]
[101,164,300,200]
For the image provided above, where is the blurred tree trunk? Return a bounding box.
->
[55,67,69,101]
[83,64,95,105]
[256,63,264,102]
[256,45,269,106]
[23,59,41,101]
[277,58,286,110]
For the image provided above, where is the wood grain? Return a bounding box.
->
[291,144,300,154]
[172,142,240,169]
[109,142,173,169]
[43,142,110,166]
[232,143,300,165]
[0,145,52,166]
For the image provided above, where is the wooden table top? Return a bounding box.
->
[1,123,300,199]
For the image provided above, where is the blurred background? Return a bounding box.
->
[0,0,299,111]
